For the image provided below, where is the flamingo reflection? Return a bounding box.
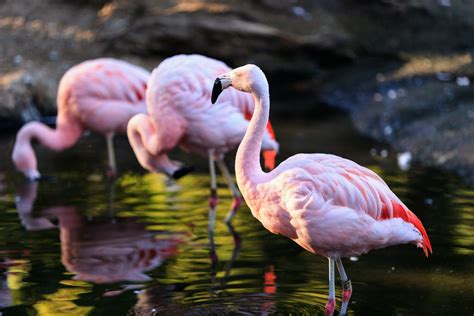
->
[15,182,184,285]
[209,222,242,294]
[58,208,183,284]
[131,262,278,315]
[262,265,277,315]
[15,181,57,231]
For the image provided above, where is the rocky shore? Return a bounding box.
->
[321,55,474,185]
[1,0,473,183]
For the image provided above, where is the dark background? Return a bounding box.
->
[1,0,473,184]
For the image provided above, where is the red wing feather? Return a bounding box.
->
[381,200,433,257]
[244,108,277,170]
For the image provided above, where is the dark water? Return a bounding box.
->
[0,111,473,315]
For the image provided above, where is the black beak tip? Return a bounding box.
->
[211,78,222,104]
[27,174,57,183]
[171,165,195,180]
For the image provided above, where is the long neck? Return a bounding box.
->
[21,121,82,151]
[12,121,83,174]
[235,86,270,194]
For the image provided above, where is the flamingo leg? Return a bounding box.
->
[215,159,242,224]
[336,258,352,316]
[106,133,117,177]
[325,258,336,316]
[208,150,219,285]
[208,150,218,233]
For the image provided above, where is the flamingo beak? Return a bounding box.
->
[171,165,195,180]
[24,169,42,182]
[211,78,223,104]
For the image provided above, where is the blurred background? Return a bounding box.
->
[0,1,473,315]
[1,0,474,182]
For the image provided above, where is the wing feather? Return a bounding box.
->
[277,153,432,256]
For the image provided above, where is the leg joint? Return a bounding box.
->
[341,278,352,291]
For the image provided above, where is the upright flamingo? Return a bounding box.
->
[127,54,279,225]
[211,65,432,315]
[12,58,150,180]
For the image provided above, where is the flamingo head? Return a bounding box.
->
[23,169,41,181]
[12,147,41,181]
[211,64,267,104]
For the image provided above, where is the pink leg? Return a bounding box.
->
[336,258,352,316]
[325,258,336,316]
[216,159,242,224]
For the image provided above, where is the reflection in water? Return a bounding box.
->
[0,112,474,314]
[261,265,277,315]
[0,257,30,309]
[0,173,5,194]
[15,182,56,231]
[132,283,188,315]
[15,182,184,285]
[209,223,241,295]
[59,210,183,284]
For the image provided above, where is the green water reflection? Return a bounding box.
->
[0,113,472,315]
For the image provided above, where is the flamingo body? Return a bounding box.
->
[12,58,150,179]
[128,54,278,173]
[128,54,278,224]
[58,58,149,134]
[245,153,432,258]
[211,64,431,315]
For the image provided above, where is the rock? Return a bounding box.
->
[1,0,474,185]
[0,68,56,127]
[97,1,353,75]
[321,54,474,184]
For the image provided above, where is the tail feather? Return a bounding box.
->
[391,201,433,257]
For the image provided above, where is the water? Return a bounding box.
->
[0,110,473,315]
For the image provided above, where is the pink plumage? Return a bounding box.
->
[128,54,279,224]
[252,153,432,258]
[11,58,150,180]
[211,64,432,315]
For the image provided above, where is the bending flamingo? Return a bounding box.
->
[12,58,150,180]
[211,65,432,316]
[127,54,279,224]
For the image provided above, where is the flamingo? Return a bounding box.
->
[211,64,432,316]
[12,58,150,180]
[127,54,279,225]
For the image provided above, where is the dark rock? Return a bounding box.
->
[98,1,353,75]
[2,0,474,185]
[0,68,57,127]
[321,55,474,185]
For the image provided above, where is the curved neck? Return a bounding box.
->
[21,121,82,151]
[13,121,83,175]
[235,87,270,192]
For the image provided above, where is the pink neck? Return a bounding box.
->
[235,86,270,196]
[22,121,82,150]
[14,121,83,173]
